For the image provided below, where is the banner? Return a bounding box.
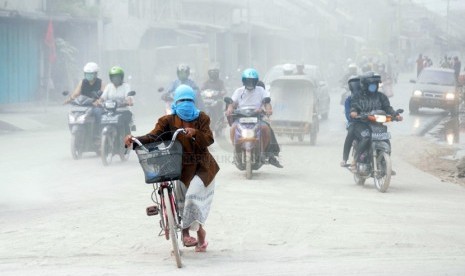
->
[44,19,56,63]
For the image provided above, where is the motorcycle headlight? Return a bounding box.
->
[241,129,255,139]
[202,90,216,98]
[76,114,86,123]
[445,92,455,100]
[413,90,422,97]
[68,114,76,123]
[374,114,387,123]
[104,101,117,109]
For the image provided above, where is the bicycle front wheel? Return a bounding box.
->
[163,188,182,268]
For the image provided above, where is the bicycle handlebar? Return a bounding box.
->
[131,128,187,152]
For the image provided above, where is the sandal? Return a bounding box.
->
[195,241,208,252]
[183,236,198,247]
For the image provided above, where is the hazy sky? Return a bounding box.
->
[413,0,465,16]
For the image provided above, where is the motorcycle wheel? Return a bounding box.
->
[245,150,252,179]
[353,172,366,185]
[374,152,392,193]
[101,133,114,166]
[70,134,82,160]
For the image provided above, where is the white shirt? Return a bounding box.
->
[101,83,133,110]
[231,86,270,109]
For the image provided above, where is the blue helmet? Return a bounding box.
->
[174,84,196,103]
[241,68,259,90]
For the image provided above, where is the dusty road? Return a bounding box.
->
[1,76,465,275]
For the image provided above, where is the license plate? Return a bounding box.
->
[372,132,390,140]
[371,125,390,140]
[204,99,215,105]
[239,117,258,123]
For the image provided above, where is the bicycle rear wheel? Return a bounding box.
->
[163,188,182,268]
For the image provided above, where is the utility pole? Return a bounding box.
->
[446,0,450,51]
[247,0,252,66]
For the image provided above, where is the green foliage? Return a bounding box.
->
[55,37,79,90]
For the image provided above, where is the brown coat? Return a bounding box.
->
[136,112,219,187]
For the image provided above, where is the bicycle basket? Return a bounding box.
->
[134,140,183,183]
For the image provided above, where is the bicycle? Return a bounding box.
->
[131,128,186,268]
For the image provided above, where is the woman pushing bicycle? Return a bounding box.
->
[124,84,219,253]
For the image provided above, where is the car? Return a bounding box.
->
[408,67,459,114]
[263,64,331,120]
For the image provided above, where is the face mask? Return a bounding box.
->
[110,75,123,86]
[178,72,188,81]
[171,101,200,122]
[368,83,377,93]
[243,79,256,91]
[85,73,95,81]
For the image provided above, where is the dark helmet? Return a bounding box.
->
[360,71,381,94]
[347,76,361,95]
[177,63,190,81]
[241,68,259,90]
[256,80,265,90]
[208,64,220,81]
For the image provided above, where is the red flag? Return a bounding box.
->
[44,19,56,63]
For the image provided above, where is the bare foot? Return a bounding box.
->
[197,226,206,245]
[182,228,190,239]
[182,228,197,247]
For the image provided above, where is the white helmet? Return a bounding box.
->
[83,62,99,73]
[282,63,295,75]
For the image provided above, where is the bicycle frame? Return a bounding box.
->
[150,181,182,238]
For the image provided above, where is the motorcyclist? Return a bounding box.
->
[340,63,359,105]
[341,63,358,85]
[65,62,104,141]
[340,76,361,167]
[349,72,402,166]
[165,63,204,110]
[256,81,282,165]
[201,64,227,133]
[201,64,227,94]
[99,66,134,135]
[225,68,283,168]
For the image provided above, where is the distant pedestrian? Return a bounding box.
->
[416,54,424,77]
[453,56,461,82]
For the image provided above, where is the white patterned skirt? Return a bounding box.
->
[174,175,215,231]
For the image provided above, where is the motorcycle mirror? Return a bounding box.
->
[158,87,164,93]
[127,91,136,96]
[224,97,233,104]
[62,91,69,96]
[396,109,404,114]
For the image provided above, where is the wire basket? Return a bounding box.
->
[134,140,183,183]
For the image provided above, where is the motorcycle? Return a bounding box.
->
[201,89,226,137]
[158,87,173,115]
[346,109,403,192]
[63,91,101,159]
[100,91,136,166]
[225,97,268,179]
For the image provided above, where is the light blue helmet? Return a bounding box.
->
[241,68,259,90]
[173,84,196,103]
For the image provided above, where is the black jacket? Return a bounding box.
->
[350,91,395,115]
